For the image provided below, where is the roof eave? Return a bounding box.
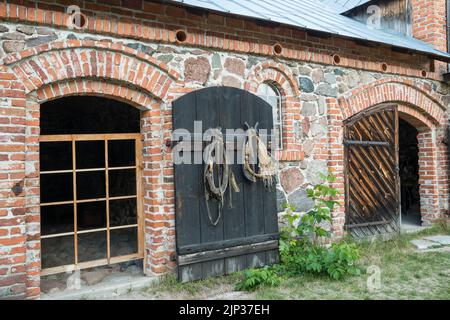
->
[169,0,450,63]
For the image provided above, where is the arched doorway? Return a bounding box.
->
[343,105,400,237]
[343,104,433,237]
[39,96,144,276]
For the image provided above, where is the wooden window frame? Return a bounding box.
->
[257,82,284,151]
[39,133,144,276]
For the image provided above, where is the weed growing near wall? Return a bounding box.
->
[236,174,361,291]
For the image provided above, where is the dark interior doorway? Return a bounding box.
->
[39,96,143,282]
[40,96,140,135]
[399,118,421,228]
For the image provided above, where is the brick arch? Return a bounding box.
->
[327,79,449,239]
[245,61,302,161]
[3,39,180,102]
[35,79,159,110]
[245,61,300,97]
[338,78,446,125]
[397,104,435,130]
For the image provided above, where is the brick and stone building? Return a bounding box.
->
[0,0,448,299]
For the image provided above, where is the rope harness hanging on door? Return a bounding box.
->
[203,128,240,226]
[242,123,277,188]
[203,124,275,226]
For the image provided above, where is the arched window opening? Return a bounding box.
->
[257,83,283,150]
[41,96,140,135]
[39,96,143,277]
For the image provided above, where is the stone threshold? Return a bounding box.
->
[410,235,450,251]
[40,274,160,300]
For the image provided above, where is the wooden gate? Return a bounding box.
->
[344,105,400,237]
[173,87,279,282]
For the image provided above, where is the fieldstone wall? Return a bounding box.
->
[0,24,57,56]
[142,37,450,223]
[0,19,449,299]
[1,21,449,231]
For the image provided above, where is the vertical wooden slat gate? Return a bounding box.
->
[344,105,400,237]
[173,87,279,282]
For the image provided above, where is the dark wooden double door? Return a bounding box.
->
[344,105,402,237]
[173,87,279,282]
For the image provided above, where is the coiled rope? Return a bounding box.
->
[242,123,277,187]
[203,128,239,226]
[203,124,275,226]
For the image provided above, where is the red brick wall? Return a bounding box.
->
[412,0,447,51]
[0,0,440,79]
[0,1,448,300]
[417,129,440,224]
[411,0,448,74]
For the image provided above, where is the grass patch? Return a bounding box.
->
[142,272,243,299]
[135,224,450,300]
[255,225,450,300]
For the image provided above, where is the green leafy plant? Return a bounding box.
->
[279,173,361,280]
[236,173,361,291]
[280,173,338,249]
[235,266,281,291]
[323,242,361,279]
[279,241,361,280]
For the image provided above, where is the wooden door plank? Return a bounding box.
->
[173,91,201,247]
[350,147,397,213]
[196,87,223,243]
[256,95,279,265]
[178,240,278,265]
[179,262,203,282]
[173,91,203,281]
[220,87,247,275]
[220,87,246,240]
[348,151,396,219]
[241,93,266,268]
[352,145,395,197]
[196,87,226,280]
